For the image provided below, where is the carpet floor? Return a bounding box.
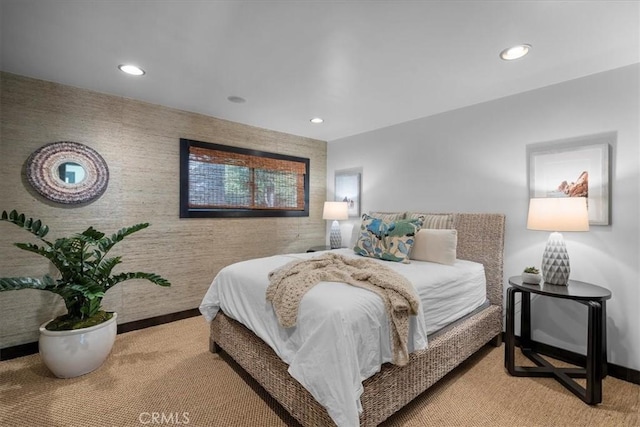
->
[0,316,638,426]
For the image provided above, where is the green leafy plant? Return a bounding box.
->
[0,210,170,331]
[523,266,540,274]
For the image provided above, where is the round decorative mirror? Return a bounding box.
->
[26,141,109,204]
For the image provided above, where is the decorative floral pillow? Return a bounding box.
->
[354,214,425,263]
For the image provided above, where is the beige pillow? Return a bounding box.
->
[407,212,454,229]
[410,229,457,265]
[368,211,406,220]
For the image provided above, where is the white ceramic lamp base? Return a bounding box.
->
[329,220,342,249]
[541,232,570,285]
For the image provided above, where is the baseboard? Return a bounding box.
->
[508,333,640,385]
[0,308,201,361]
[116,308,201,334]
[0,341,40,361]
[4,317,639,386]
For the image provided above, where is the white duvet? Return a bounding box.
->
[199,248,486,427]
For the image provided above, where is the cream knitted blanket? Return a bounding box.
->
[266,253,420,366]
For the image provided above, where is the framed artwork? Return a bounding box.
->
[335,168,361,218]
[527,133,612,225]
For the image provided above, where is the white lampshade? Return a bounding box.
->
[323,201,348,249]
[527,197,590,232]
[527,197,589,285]
[322,201,349,221]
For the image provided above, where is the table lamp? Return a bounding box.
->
[527,197,589,285]
[323,201,349,249]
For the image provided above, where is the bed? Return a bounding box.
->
[201,212,505,426]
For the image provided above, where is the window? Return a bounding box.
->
[180,138,309,218]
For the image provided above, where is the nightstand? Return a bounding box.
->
[505,276,612,404]
[306,245,332,253]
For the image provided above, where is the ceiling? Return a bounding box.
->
[1,1,638,142]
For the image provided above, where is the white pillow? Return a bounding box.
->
[410,229,457,265]
[349,222,362,249]
[339,222,354,248]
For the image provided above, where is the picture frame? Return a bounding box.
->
[527,133,612,226]
[335,168,361,218]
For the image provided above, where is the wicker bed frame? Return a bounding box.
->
[209,213,505,426]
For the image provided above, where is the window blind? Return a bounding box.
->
[180,139,309,218]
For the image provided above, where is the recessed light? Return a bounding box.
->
[310,117,324,124]
[118,64,145,76]
[227,96,246,103]
[500,44,531,61]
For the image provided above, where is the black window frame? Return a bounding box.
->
[179,138,310,218]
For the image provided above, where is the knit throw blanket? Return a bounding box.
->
[266,253,420,366]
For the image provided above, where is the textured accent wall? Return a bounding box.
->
[0,72,327,348]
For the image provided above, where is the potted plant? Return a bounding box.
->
[522,266,542,285]
[0,210,170,378]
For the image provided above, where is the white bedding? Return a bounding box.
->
[199,248,486,427]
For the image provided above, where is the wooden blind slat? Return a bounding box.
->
[187,144,306,211]
[189,146,305,174]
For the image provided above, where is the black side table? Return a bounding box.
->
[306,245,332,253]
[505,276,612,404]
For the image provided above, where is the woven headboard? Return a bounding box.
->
[452,213,505,308]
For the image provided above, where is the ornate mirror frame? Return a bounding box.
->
[26,141,109,204]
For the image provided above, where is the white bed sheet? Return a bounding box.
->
[199,248,486,427]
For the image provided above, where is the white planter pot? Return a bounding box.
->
[521,272,542,285]
[39,312,117,378]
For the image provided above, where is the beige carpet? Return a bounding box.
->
[1,316,638,427]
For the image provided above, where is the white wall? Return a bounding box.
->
[327,64,640,371]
